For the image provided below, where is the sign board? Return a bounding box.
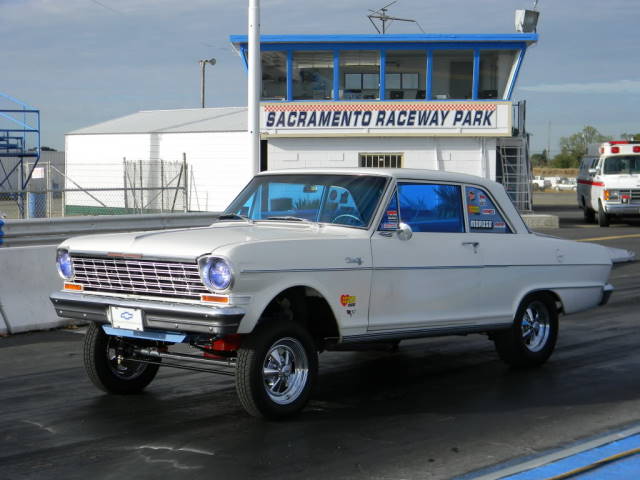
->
[261,101,512,137]
[32,167,45,179]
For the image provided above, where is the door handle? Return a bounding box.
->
[462,241,480,253]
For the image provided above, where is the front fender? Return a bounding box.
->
[234,269,372,338]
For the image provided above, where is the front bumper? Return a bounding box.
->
[50,291,244,335]
[603,203,640,216]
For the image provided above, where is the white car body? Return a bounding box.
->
[50,168,614,417]
[578,142,640,226]
[532,176,551,190]
[555,177,577,192]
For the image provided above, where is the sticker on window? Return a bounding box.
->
[466,186,511,234]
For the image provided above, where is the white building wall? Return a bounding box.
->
[267,136,497,180]
[65,131,253,212]
[65,133,150,208]
[157,131,253,212]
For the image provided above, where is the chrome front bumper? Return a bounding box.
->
[50,291,244,335]
[603,203,640,216]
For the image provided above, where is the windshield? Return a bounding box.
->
[225,174,388,228]
[602,155,640,175]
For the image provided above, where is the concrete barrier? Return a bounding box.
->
[0,245,64,334]
[0,212,221,247]
[522,214,560,229]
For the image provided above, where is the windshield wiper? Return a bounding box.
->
[265,216,309,222]
[217,213,252,222]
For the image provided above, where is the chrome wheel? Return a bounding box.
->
[520,301,550,353]
[262,337,309,405]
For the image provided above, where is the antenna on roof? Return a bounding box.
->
[367,1,425,34]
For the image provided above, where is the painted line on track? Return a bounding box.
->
[576,233,640,242]
[459,424,640,480]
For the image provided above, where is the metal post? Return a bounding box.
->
[139,159,144,214]
[123,157,129,212]
[47,161,52,218]
[160,160,165,213]
[248,0,261,174]
[183,153,188,212]
[200,60,206,108]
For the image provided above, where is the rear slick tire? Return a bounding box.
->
[494,294,558,368]
[235,321,318,419]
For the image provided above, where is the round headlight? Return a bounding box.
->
[56,249,74,280]
[200,257,233,291]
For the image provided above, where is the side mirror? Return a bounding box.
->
[397,222,413,241]
[588,168,597,175]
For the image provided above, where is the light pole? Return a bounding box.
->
[248,0,261,174]
[199,58,216,108]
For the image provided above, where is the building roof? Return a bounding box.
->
[67,107,247,135]
[230,33,538,47]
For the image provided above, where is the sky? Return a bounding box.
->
[1,0,640,155]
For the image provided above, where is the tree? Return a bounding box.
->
[530,149,548,167]
[551,126,610,168]
[621,133,640,141]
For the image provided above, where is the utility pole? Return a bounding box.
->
[199,58,216,108]
[248,0,261,173]
[547,121,551,163]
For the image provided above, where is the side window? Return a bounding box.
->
[397,183,464,233]
[378,192,399,230]
[466,186,511,233]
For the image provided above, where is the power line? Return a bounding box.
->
[87,0,123,15]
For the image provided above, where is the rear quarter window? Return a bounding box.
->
[465,186,512,234]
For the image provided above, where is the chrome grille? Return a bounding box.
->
[630,189,640,202]
[72,256,208,299]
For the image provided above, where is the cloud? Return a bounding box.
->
[520,80,640,95]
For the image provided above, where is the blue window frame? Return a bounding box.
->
[241,40,528,102]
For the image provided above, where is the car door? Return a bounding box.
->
[461,184,518,324]
[368,181,483,332]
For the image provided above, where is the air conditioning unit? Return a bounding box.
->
[515,9,539,33]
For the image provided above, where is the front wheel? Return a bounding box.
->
[235,321,318,419]
[493,294,558,368]
[83,322,159,394]
[598,201,610,227]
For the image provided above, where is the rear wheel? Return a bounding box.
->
[597,201,610,227]
[494,294,558,368]
[84,322,159,394]
[236,320,318,419]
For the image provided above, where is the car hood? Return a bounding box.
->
[601,174,640,188]
[60,221,359,261]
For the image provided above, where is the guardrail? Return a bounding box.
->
[0,212,222,247]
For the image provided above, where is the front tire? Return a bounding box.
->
[84,322,159,394]
[582,198,596,223]
[597,201,610,227]
[236,321,318,419]
[494,294,558,368]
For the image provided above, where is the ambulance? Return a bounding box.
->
[577,141,640,227]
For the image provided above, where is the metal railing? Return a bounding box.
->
[0,211,221,247]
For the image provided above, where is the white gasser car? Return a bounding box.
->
[51,169,614,418]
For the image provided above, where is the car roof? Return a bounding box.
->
[256,167,496,188]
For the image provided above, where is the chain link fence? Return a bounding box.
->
[0,159,191,219]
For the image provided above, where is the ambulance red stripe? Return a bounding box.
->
[578,179,605,187]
